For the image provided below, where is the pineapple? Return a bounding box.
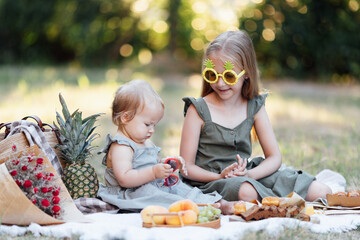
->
[55,93,103,199]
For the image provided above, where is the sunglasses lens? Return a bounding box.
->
[165,175,179,186]
[224,71,237,84]
[166,159,179,171]
[204,70,217,83]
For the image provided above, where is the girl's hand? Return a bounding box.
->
[152,163,173,179]
[232,155,249,177]
[221,162,238,179]
[174,155,188,176]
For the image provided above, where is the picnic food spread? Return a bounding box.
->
[233,192,311,222]
[327,190,360,207]
[239,203,310,222]
[142,192,313,228]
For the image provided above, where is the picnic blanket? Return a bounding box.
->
[1,212,360,240]
[0,169,354,239]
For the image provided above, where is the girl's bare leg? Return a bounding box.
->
[216,182,259,215]
[305,180,332,201]
[238,182,259,201]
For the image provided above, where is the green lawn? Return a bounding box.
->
[0,65,359,239]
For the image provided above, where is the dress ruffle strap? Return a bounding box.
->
[182,97,212,123]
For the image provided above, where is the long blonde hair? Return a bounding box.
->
[201,30,260,141]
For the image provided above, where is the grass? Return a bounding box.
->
[0,64,359,239]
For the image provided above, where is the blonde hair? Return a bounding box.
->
[201,30,260,99]
[112,79,164,129]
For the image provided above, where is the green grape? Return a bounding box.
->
[197,216,209,223]
[198,205,221,223]
[213,208,221,215]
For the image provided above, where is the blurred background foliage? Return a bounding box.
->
[0,0,359,82]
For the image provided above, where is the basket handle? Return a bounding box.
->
[22,115,44,131]
[0,122,11,139]
[22,115,62,144]
[0,116,61,143]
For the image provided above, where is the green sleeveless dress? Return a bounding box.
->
[182,94,315,201]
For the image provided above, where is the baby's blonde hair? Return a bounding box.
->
[112,79,164,129]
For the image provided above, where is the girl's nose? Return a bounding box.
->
[217,76,226,86]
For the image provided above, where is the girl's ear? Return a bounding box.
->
[244,72,249,80]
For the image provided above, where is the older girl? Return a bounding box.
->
[180,31,332,202]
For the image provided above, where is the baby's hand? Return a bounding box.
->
[152,163,173,179]
[161,156,188,176]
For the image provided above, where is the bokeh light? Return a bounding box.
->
[192,1,207,14]
[138,48,152,64]
[253,9,263,20]
[263,19,275,30]
[121,17,134,31]
[245,20,257,32]
[131,0,149,14]
[190,38,205,51]
[274,12,285,23]
[153,20,168,33]
[192,18,207,30]
[77,74,90,88]
[349,0,359,11]
[262,28,275,41]
[205,29,218,42]
[107,17,120,29]
[106,69,119,82]
[119,44,133,57]
[298,5,308,14]
[264,4,276,16]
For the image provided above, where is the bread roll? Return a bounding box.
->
[233,202,246,215]
[348,190,360,197]
[262,196,280,206]
[334,191,347,197]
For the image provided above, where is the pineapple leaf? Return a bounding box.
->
[83,113,103,124]
[55,112,65,127]
[204,59,215,68]
[59,93,71,122]
[224,61,234,71]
